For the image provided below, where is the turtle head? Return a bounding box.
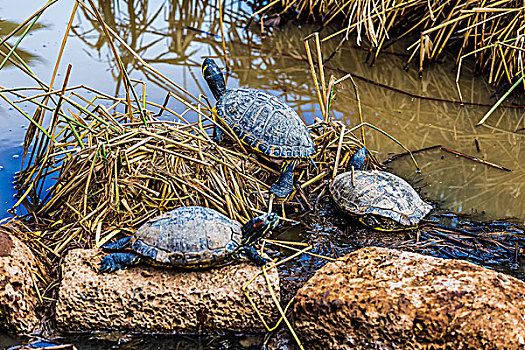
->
[241,212,279,246]
[202,58,226,100]
[348,147,368,170]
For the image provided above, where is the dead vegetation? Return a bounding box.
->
[253,0,525,96]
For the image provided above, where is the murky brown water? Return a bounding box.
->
[1,0,524,347]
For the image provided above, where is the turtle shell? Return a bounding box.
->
[216,88,314,158]
[330,170,432,228]
[128,206,242,268]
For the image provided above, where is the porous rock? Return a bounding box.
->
[294,247,525,350]
[55,249,280,333]
[0,227,39,333]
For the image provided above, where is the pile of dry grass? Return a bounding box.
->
[254,0,525,91]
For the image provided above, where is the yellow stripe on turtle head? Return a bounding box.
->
[210,106,220,122]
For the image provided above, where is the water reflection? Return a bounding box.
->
[71,0,231,93]
[0,20,43,68]
[0,17,48,210]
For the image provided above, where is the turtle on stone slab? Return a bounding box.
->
[99,206,278,273]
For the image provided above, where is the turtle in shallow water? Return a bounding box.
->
[202,58,315,199]
[330,147,432,231]
[99,206,278,273]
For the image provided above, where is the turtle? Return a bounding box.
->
[330,147,432,231]
[202,58,315,199]
[99,206,279,273]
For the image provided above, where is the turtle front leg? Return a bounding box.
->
[101,236,131,251]
[211,106,224,143]
[99,252,142,273]
[233,246,272,266]
[270,159,298,198]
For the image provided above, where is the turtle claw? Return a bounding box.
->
[99,255,119,273]
[270,160,298,199]
[259,255,273,266]
[253,257,272,267]
[234,246,272,266]
[270,181,295,199]
[101,236,131,251]
[211,126,224,143]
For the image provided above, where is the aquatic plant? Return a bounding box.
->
[252,0,525,96]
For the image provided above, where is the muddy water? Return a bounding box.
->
[1,334,264,349]
[0,0,524,347]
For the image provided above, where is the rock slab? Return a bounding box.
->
[55,249,280,333]
[294,247,525,350]
[0,226,39,333]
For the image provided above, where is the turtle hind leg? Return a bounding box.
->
[211,125,224,143]
[359,215,403,231]
[270,159,298,198]
[99,252,142,273]
[101,236,132,251]
[233,246,272,266]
